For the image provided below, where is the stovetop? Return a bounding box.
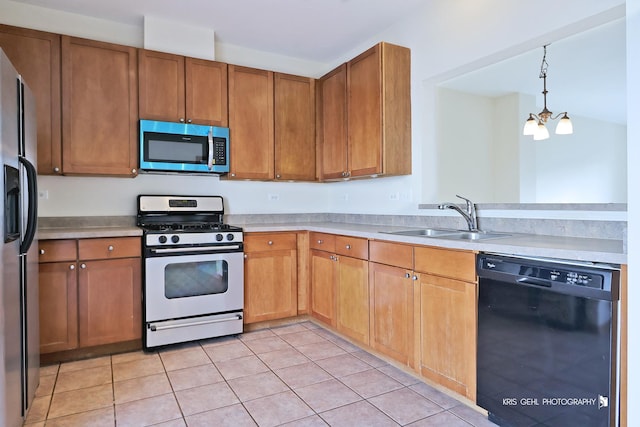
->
[137,195,243,247]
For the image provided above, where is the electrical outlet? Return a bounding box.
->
[38,190,49,200]
[342,193,349,201]
[267,193,280,201]
[389,192,400,201]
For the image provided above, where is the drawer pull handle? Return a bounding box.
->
[317,240,323,244]
[268,241,273,245]
[405,273,411,279]
[39,249,45,255]
[69,264,75,270]
[345,244,351,250]
[108,245,114,251]
[80,263,86,269]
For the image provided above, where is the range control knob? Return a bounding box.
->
[158,235,167,244]
[216,233,224,242]
[171,235,180,244]
[227,233,235,241]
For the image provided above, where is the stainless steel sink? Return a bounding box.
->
[381,228,511,240]
[381,228,460,237]
[439,231,511,241]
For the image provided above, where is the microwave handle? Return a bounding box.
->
[207,127,214,170]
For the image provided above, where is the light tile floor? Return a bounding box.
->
[24,321,498,427]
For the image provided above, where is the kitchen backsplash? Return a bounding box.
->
[39,212,626,249]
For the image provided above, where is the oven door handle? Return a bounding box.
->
[150,245,242,254]
[149,314,243,331]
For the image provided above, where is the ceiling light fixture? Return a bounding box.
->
[523,45,573,141]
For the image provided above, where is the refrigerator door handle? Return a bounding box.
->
[18,156,37,254]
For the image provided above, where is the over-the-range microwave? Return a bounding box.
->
[139,119,230,174]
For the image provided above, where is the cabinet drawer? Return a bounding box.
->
[38,240,77,263]
[78,237,140,260]
[309,232,336,252]
[369,240,413,269]
[414,246,476,282]
[245,232,297,252]
[335,235,368,260]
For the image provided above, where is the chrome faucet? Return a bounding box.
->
[438,195,478,231]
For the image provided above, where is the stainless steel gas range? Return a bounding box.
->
[137,195,244,349]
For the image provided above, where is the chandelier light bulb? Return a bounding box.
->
[555,113,574,135]
[523,114,537,135]
[533,122,550,140]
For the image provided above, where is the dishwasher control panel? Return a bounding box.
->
[480,256,605,289]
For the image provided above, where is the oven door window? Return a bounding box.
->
[164,260,228,299]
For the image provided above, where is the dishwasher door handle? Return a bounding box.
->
[517,277,552,288]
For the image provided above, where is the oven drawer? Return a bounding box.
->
[39,239,77,262]
[335,235,368,260]
[78,237,141,260]
[309,232,336,252]
[245,232,297,252]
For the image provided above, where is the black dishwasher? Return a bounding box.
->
[476,253,619,427]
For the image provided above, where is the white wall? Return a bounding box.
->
[626,0,639,424]
[434,88,625,203]
[533,115,627,203]
[0,0,627,217]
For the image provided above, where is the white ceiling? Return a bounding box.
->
[439,18,627,124]
[12,0,427,63]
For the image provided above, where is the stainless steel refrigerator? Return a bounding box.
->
[1,48,39,427]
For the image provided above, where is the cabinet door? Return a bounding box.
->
[417,273,477,400]
[317,64,348,180]
[61,36,138,176]
[274,73,316,181]
[39,262,78,353]
[78,258,142,347]
[310,249,336,326]
[0,24,61,175]
[336,256,369,344]
[186,58,228,126]
[138,49,186,122]
[369,262,414,366]
[347,44,382,177]
[228,65,274,179]
[244,248,297,323]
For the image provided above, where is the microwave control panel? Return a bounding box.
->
[212,137,227,165]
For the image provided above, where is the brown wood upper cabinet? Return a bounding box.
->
[138,50,228,126]
[61,36,138,176]
[274,73,316,181]
[227,65,275,180]
[0,24,62,175]
[317,42,411,180]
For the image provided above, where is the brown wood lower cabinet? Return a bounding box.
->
[310,233,369,344]
[243,232,298,323]
[310,249,336,326]
[414,246,477,401]
[416,273,476,400]
[39,261,78,353]
[38,237,142,355]
[78,257,141,347]
[368,262,415,367]
[335,255,369,344]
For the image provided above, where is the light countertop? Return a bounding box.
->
[238,222,626,265]
[37,221,625,265]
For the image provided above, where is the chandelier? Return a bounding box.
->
[522,45,573,140]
